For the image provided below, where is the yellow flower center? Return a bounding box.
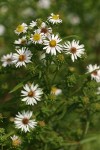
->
[19,55,26,61]
[28,91,35,97]
[16,25,24,33]
[33,33,41,41]
[52,15,59,20]
[49,40,56,47]
[51,87,57,94]
[12,139,21,147]
[70,47,77,54]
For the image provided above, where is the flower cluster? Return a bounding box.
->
[1,13,87,68]
[0,13,100,146]
[13,82,43,133]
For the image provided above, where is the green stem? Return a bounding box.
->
[71,86,82,96]
[80,136,97,144]
[82,110,90,139]
[84,121,90,137]
[44,144,48,150]
[2,131,15,140]
[63,136,97,146]
[51,67,58,85]
[1,145,3,150]
[70,78,87,96]
[43,59,51,91]
[43,74,50,91]
[51,64,63,86]
[62,35,80,41]
[75,112,90,150]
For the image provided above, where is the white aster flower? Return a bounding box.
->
[30,21,37,28]
[51,87,62,96]
[10,135,21,147]
[21,83,43,105]
[14,36,27,45]
[43,34,62,55]
[14,111,37,132]
[30,29,44,44]
[13,47,32,67]
[64,40,85,62]
[48,13,62,24]
[15,23,28,35]
[1,53,14,67]
[97,87,100,94]
[87,64,100,82]
[39,22,52,37]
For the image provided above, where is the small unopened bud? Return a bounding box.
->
[57,54,65,62]
[82,97,89,105]
[95,103,100,111]
[38,121,45,127]
[69,67,76,72]
[9,117,15,122]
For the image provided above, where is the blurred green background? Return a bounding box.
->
[0,0,100,150]
[0,0,100,63]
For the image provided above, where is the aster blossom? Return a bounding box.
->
[48,13,62,24]
[14,111,37,132]
[51,87,62,96]
[14,36,27,45]
[30,29,44,44]
[10,135,21,147]
[1,53,14,67]
[21,83,43,105]
[13,47,32,67]
[29,20,37,28]
[64,40,85,62]
[87,64,100,82]
[38,22,52,37]
[15,23,28,35]
[43,34,62,55]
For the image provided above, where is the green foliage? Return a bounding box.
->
[0,0,100,150]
